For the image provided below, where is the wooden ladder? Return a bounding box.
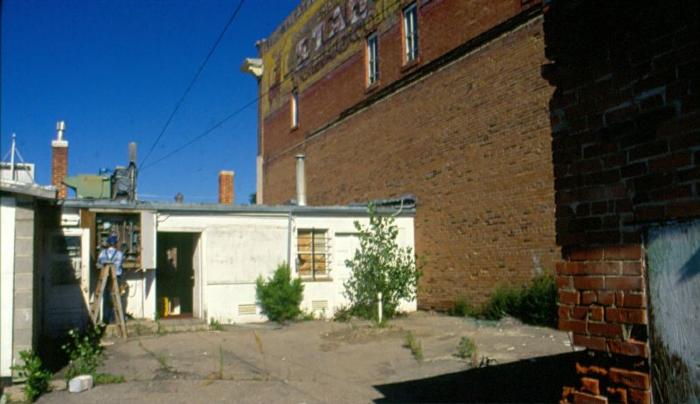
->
[89,264,128,338]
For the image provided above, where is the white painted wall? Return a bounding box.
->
[1,197,16,377]
[156,212,416,324]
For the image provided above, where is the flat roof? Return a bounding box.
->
[0,179,56,199]
[59,195,416,217]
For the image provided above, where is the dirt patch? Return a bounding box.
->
[38,312,578,403]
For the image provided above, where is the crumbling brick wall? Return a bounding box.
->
[543,0,700,402]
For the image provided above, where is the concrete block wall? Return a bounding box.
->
[12,199,36,370]
[543,1,700,402]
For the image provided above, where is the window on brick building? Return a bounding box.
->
[367,32,379,86]
[291,89,299,129]
[403,3,418,63]
[297,228,328,280]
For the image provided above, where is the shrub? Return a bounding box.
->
[333,305,353,322]
[449,297,478,317]
[11,350,52,402]
[344,204,421,321]
[515,274,557,327]
[256,263,304,322]
[451,275,557,327]
[62,325,105,380]
[480,286,522,321]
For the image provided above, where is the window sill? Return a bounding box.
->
[365,81,381,94]
[299,276,333,283]
[400,56,421,73]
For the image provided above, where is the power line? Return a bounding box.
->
[139,0,246,170]
[140,96,258,171]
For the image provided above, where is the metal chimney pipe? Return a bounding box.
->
[56,121,66,141]
[129,142,137,163]
[295,154,306,206]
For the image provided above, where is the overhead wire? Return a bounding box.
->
[140,96,258,171]
[139,0,247,171]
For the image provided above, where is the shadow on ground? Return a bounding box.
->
[373,351,584,403]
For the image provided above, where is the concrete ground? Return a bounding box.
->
[35,312,582,403]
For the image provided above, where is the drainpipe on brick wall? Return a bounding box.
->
[295,154,306,206]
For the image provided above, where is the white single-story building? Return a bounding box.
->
[1,179,56,384]
[47,198,416,332]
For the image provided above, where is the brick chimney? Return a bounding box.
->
[218,170,235,204]
[51,121,68,199]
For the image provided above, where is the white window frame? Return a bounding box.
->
[291,89,299,129]
[367,32,379,86]
[403,3,418,63]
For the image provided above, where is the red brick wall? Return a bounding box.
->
[261,0,540,162]
[218,171,235,204]
[544,1,700,402]
[264,18,558,309]
[51,145,68,199]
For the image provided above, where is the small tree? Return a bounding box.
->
[256,263,304,322]
[344,204,421,320]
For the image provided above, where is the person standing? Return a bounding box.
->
[97,233,124,323]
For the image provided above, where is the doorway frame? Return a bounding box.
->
[156,231,203,319]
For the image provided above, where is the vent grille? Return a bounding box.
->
[238,304,257,315]
[311,300,328,311]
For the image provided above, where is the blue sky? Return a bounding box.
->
[1,0,298,203]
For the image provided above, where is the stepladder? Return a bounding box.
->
[89,264,128,338]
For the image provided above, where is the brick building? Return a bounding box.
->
[249,0,559,309]
[543,0,700,402]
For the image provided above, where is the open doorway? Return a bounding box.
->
[156,232,200,319]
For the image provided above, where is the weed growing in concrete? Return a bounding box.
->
[402,331,423,362]
[333,305,353,322]
[156,321,168,336]
[256,263,304,322]
[94,373,125,384]
[209,318,224,331]
[11,350,52,402]
[133,322,146,336]
[455,336,478,365]
[62,325,105,381]
[299,310,316,321]
[218,346,225,380]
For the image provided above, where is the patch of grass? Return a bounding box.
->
[455,336,478,366]
[209,318,224,331]
[402,331,423,362]
[449,275,557,327]
[94,373,125,384]
[299,310,316,321]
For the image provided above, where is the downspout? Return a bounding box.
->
[287,207,293,267]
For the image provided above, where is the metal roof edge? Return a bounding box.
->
[0,179,56,200]
[58,199,416,217]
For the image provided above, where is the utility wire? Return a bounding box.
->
[140,96,258,171]
[139,0,246,170]
[140,65,298,171]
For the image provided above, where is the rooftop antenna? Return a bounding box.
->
[2,133,33,182]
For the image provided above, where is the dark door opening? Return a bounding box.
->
[156,232,198,318]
